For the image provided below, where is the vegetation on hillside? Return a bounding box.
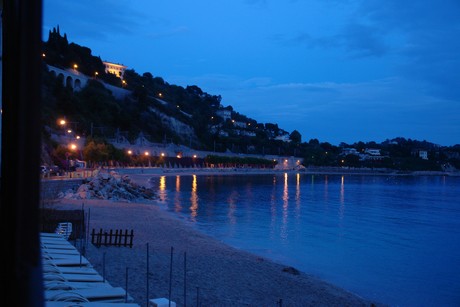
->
[41,27,460,172]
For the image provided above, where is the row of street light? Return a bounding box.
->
[126,150,198,159]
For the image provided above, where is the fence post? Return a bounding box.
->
[124,229,128,247]
[119,229,123,246]
[109,229,113,246]
[129,229,134,248]
[97,228,103,247]
[104,230,108,246]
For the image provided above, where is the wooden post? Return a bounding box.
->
[169,247,173,307]
[146,243,149,307]
[104,231,108,246]
[118,229,123,246]
[129,229,134,248]
[125,267,129,303]
[184,252,187,307]
[109,229,113,245]
[98,229,103,247]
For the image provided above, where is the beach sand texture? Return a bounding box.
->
[50,171,383,307]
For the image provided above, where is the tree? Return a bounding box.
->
[290,130,302,144]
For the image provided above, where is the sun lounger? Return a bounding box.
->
[44,273,104,282]
[45,302,140,307]
[41,241,77,249]
[44,281,113,291]
[43,265,99,275]
[45,287,130,302]
[42,255,90,266]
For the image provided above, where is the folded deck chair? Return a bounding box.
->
[55,222,72,240]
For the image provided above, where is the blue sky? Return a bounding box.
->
[43,0,460,146]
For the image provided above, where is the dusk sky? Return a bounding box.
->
[43,0,460,146]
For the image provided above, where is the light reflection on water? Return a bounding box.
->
[149,173,460,307]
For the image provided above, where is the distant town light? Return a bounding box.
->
[69,143,77,150]
[127,150,132,155]
[73,64,78,70]
[144,151,150,156]
[161,153,165,157]
[59,119,66,126]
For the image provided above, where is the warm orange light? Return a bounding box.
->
[59,119,66,126]
[127,150,132,155]
[69,144,77,150]
[193,154,197,158]
[67,129,72,134]
[76,135,80,139]
[144,151,150,156]
[73,64,78,69]
[161,153,165,157]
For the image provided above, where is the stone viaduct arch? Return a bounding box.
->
[47,65,87,91]
[46,65,131,99]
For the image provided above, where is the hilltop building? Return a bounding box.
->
[103,61,127,79]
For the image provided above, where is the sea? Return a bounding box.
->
[147,172,460,307]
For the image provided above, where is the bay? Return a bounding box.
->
[148,173,460,307]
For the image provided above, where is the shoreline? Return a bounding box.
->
[51,198,384,306]
[109,166,459,181]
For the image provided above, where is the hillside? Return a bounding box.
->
[41,27,460,173]
[41,28,302,154]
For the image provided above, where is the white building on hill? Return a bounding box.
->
[103,61,127,78]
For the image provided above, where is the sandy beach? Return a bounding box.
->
[50,170,384,307]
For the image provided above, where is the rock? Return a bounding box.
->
[60,171,156,202]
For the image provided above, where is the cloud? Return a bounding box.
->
[355,0,460,100]
[273,24,388,58]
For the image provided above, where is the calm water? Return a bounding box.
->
[148,173,460,307]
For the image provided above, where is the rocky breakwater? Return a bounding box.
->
[60,171,156,202]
